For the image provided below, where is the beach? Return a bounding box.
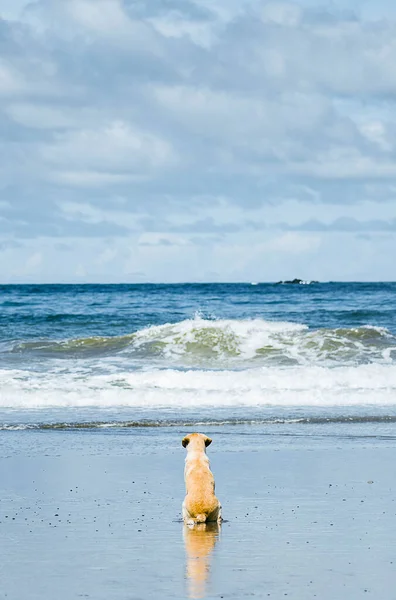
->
[1,283,396,598]
[1,423,395,600]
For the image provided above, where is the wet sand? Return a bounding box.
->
[0,427,395,599]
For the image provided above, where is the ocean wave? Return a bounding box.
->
[1,364,396,408]
[2,415,396,430]
[7,316,396,366]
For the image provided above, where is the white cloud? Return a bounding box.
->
[358,121,393,152]
[138,232,190,246]
[6,102,78,129]
[0,61,25,96]
[26,251,42,269]
[260,1,302,26]
[24,0,164,53]
[148,15,217,48]
[1,0,396,281]
[75,263,87,278]
[95,246,118,265]
[50,170,143,187]
[66,0,131,34]
[267,232,321,253]
[39,121,177,183]
[0,0,30,21]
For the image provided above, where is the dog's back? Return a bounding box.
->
[182,433,222,524]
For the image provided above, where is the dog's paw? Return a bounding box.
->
[185,519,197,528]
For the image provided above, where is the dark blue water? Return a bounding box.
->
[0,283,395,425]
[1,282,395,339]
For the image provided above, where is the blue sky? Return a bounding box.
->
[1,0,396,282]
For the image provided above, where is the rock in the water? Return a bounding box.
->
[275,279,318,285]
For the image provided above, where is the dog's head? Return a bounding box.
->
[182,432,212,451]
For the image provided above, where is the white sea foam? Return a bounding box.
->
[132,316,308,361]
[1,364,396,408]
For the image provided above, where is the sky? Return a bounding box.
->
[1,0,396,283]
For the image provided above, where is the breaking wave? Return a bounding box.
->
[1,317,396,410]
[8,316,396,367]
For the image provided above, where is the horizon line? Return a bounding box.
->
[0,280,395,285]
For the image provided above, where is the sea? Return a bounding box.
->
[1,282,396,435]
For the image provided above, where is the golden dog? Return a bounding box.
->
[182,433,222,525]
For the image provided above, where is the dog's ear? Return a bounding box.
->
[182,435,190,448]
[204,436,212,447]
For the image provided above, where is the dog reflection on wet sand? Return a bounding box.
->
[184,522,221,599]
